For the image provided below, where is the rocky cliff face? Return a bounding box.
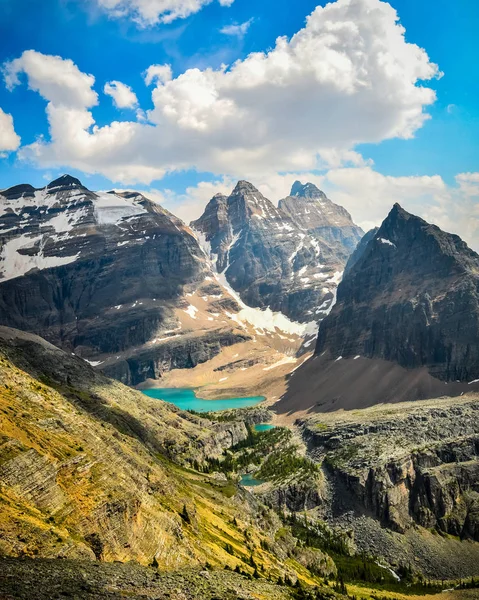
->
[301,398,479,543]
[192,180,362,323]
[316,204,479,382]
[0,176,208,358]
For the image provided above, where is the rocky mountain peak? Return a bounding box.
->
[232,180,260,195]
[315,205,479,383]
[278,183,363,263]
[369,203,478,277]
[46,174,85,192]
[290,180,327,200]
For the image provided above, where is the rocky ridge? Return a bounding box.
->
[191,180,362,324]
[0,326,338,591]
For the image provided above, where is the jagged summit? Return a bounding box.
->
[231,180,260,195]
[290,180,327,200]
[278,183,363,262]
[191,178,358,322]
[46,174,84,191]
[370,202,477,274]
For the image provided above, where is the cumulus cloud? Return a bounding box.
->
[455,172,479,197]
[144,64,172,86]
[4,0,440,184]
[3,50,98,108]
[0,108,20,152]
[95,0,233,26]
[104,80,138,108]
[220,18,253,37]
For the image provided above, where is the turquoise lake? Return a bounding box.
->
[240,473,265,487]
[141,387,265,412]
[254,423,275,432]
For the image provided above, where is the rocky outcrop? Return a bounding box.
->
[264,481,324,512]
[191,180,361,323]
[315,204,479,383]
[300,399,479,540]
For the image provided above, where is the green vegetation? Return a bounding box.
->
[186,409,239,422]
[324,443,360,468]
[257,446,319,482]
[196,425,295,477]
[283,513,449,596]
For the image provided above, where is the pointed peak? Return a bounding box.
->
[47,174,84,191]
[290,180,304,196]
[232,180,259,195]
[384,203,416,225]
[290,180,326,200]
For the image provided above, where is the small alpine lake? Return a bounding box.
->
[141,387,265,412]
[254,423,275,432]
[239,473,265,487]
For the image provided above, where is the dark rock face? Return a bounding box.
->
[0,176,244,379]
[301,400,479,540]
[343,227,378,276]
[316,204,479,382]
[191,180,362,323]
[279,181,364,264]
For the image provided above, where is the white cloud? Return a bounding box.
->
[220,18,253,37]
[455,172,479,197]
[4,0,440,184]
[3,50,97,108]
[95,0,233,26]
[0,108,20,152]
[104,80,138,108]
[144,64,172,86]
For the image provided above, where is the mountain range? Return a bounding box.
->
[191,179,362,323]
[1,173,479,597]
[0,175,361,392]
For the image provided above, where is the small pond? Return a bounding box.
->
[254,423,275,432]
[239,473,265,487]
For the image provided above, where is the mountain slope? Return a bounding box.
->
[191,180,358,324]
[277,204,479,413]
[0,325,338,589]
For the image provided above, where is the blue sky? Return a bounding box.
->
[0,0,478,241]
